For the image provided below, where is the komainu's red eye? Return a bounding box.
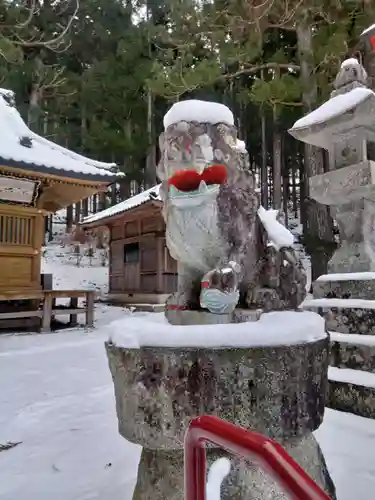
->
[168,170,201,191]
[201,165,227,185]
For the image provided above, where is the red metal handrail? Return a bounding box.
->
[184,415,330,500]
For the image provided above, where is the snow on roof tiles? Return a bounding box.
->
[0,88,117,182]
[290,87,374,130]
[82,184,161,226]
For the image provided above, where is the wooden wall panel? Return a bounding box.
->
[163,274,177,293]
[109,275,124,292]
[110,241,124,274]
[107,211,178,297]
[124,263,139,290]
[124,221,138,238]
[0,255,33,287]
[140,273,158,292]
[111,223,124,241]
[142,216,160,234]
[0,205,43,292]
[140,239,157,273]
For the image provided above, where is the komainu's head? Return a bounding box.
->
[157,100,248,209]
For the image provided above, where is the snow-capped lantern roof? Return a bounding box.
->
[289,59,375,149]
[82,184,161,228]
[0,88,118,183]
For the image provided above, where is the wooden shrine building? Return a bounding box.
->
[0,87,117,327]
[82,185,177,305]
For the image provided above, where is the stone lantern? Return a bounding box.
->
[289,58,375,273]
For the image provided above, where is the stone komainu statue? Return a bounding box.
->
[157,100,307,315]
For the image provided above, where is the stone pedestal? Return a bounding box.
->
[311,273,375,419]
[106,331,336,499]
[313,273,375,334]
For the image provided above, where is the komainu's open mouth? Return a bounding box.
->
[168,164,227,197]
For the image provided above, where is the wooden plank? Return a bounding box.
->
[44,290,96,298]
[0,310,42,320]
[0,290,43,301]
[52,308,86,315]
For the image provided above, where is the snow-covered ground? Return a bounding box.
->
[0,306,141,500]
[1,312,375,500]
[42,241,108,294]
[0,232,373,500]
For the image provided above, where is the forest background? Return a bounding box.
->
[1,0,375,278]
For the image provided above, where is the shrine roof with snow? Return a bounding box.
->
[0,88,118,183]
[82,184,162,227]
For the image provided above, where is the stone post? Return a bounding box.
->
[105,312,335,499]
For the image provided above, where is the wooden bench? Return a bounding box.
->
[0,289,95,333]
[41,290,95,333]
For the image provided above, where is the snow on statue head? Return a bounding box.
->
[157,99,307,319]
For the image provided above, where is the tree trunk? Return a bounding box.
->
[99,191,107,211]
[282,147,289,228]
[82,198,89,217]
[48,214,53,242]
[74,201,81,224]
[111,184,117,206]
[28,84,41,131]
[296,22,336,282]
[291,155,298,218]
[260,106,268,207]
[145,3,157,188]
[120,178,131,200]
[81,105,87,153]
[145,90,156,187]
[28,57,44,131]
[272,107,282,210]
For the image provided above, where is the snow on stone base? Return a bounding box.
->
[303,297,375,310]
[329,366,375,389]
[317,272,375,282]
[107,310,326,349]
[163,100,234,129]
[329,332,375,347]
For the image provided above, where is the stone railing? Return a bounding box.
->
[302,273,375,420]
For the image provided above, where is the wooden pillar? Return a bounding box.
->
[86,292,95,327]
[41,293,53,333]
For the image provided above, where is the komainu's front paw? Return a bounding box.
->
[200,262,241,314]
[165,292,190,312]
[246,286,282,312]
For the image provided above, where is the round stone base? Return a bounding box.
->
[132,434,336,499]
[106,336,328,448]
[105,311,335,498]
